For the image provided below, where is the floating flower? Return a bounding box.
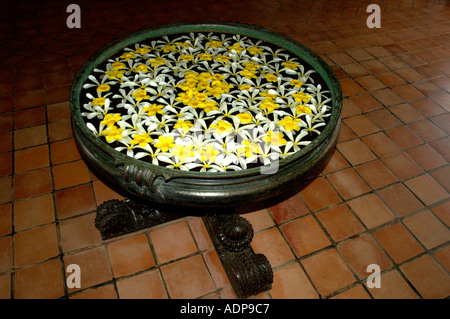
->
[154,135,175,152]
[130,133,153,148]
[278,116,301,131]
[144,103,165,116]
[236,112,253,124]
[262,131,287,146]
[100,125,124,142]
[100,113,122,127]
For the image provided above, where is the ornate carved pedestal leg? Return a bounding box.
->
[95,198,182,240]
[203,212,274,299]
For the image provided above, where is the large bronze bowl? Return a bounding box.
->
[70,23,343,209]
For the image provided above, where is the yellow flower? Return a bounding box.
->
[180,55,194,61]
[161,44,176,53]
[144,103,165,116]
[130,133,153,148]
[212,73,225,81]
[173,119,194,133]
[111,62,126,69]
[236,112,253,124]
[96,84,111,92]
[259,98,280,113]
[199,145,219,162]
[290,79,304,87]
[240,69,257,79]
[120,52,137,61]
[215,55,231,63]
[154,135,175,152]
[100,125,124,142]
[175,41,192,48]
[282,61,300,70]
[132,89,150,101]
[293,91,312,103]
[100,113,121,127]
[247,46,264,55]
[264,73,278,82]
[134,47,151,55]
[170,144,194,162]
[228,43,243,53]
[135,64,149,73]
[203,100,219,113]
[105,69,125,80]
[198,53,213,61]
[92,97,106,106]
[238,140,261,158]
[242,61,260,71]
[262,131,287,146]
[206,40,223,48]
[278,116,301,131]
[239,84,252,91]
[148,57,167,67]
[295,104,312,115]
[210,120,233,134]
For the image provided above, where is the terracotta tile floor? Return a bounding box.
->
[0,0,449,299]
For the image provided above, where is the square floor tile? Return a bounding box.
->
[14,223,59,268]
[403,210,450,250]
[407,119,446,142]
[344,115,380,137]
[280,215,331,257]
[267,192,309,224]
[400,255,450,299]
[149,221,198,264]
[377,183,424,217]
[338,234,392,280]
[349,93,384,112]
[367,269,419,299]
[362,132,400,157]
[404,174,448,206]
[385,126,424,149]
[337,139,377,166]
[252,227,295,267]
[52,160,91,190]
[299,177,341,212]
[406,144,447,171]
[389,103,425,124]
[316,204,365,242]
[161,254,215,299]
[116,269,167,299]
[381,151,424,180]
[373,223,424,264]
[301,248,355,297]
[14,145,49,173]
[355,160,398,190]
[14,194,55,232]
[50,139,82,165]
[14,259,65,299]
[13,124,47,150]
[59,213,103,253]
[13,167,52,200]
[347,193,395,229]
[371,88,405,107]
[270,262,318,299]
[63,246,113,293]
[327,168,371,200]
[107,234,155,278]
[55,184,96,219]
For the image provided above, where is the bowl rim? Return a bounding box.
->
[70,22,343,179]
